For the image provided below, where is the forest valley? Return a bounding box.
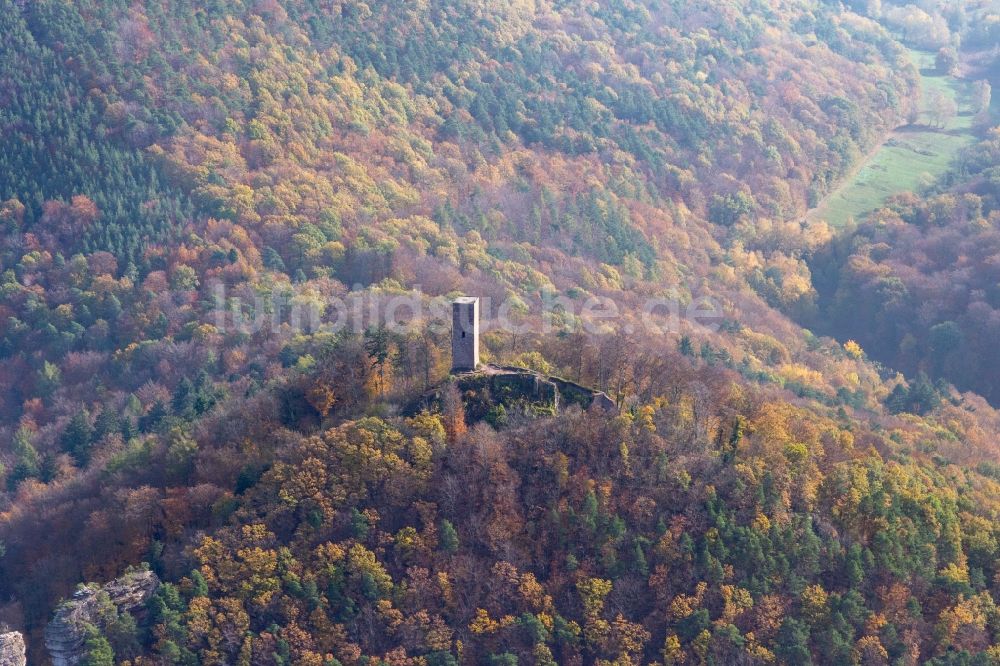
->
[0,0,1000,664]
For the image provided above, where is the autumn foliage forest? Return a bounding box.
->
[1,0,1000,664]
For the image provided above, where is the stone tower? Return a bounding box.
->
[451,296,480,372]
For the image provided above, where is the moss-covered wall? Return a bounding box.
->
[406,365,616,421]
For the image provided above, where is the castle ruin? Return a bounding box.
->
[451,296,480,372]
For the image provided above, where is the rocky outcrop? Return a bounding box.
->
[0,632,26,666]
[45,570,159,666]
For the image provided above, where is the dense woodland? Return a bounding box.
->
[810,129,1000,406]
[0,0,999,664]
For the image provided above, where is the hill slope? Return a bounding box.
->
[3,1,1000,664]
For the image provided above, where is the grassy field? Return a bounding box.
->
[808,49,985,228]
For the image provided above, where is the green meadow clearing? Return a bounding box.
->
[808,48,989,228]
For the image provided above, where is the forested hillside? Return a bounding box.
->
[0,0,915,466]
[810,129,1000,406]
[1,0,1000,664]
[805,0,1000,406]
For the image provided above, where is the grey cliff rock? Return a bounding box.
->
[0,632,26,666]
[45,569,159,666]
